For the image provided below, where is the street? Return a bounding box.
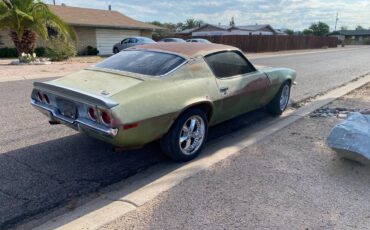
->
[1,47,370,229]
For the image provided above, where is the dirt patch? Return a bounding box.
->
[0,56,103,79]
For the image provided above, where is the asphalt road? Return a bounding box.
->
[1,47,370,229]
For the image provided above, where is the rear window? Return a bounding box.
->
[95,50,185,76]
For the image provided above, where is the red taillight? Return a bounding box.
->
[88,107,97,120]
[100,111,112,125]
[43,94,50,104]
[37,91,43,101]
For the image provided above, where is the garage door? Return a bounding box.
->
[96,29,140,55]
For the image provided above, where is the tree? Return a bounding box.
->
[356,25,364,30]
[229,17,235,26]
[0,0,76,55]
[302,29,313,36]
[308,22,330,36]
[284,29,294,35]
[183,18,202,30]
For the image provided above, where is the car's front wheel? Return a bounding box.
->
[161,108,208,162]
[267,81,291,115]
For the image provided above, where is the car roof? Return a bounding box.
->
[128,43,239,58]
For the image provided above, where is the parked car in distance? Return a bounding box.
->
[158,38,186,43]
[187,38,211,43]
[113,37,155,54]
[31,43,296,162]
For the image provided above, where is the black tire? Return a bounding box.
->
[267,81,291,115]
[113,47,119,54]
[161,108,208,162]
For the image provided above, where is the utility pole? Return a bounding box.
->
[334,12,339,31]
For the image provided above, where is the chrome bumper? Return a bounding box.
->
[31,99,118,137]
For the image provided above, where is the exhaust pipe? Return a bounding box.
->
[49,120,61,125]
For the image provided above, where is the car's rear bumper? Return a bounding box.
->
[31,99,118,137]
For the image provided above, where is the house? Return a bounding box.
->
[175,23,280,37]
[328,30,370,42]
[0,4,161,55]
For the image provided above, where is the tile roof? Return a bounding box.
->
[48,4,161,30]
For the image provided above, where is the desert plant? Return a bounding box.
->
[0,0,77,55]
[45,36,76,61]
[19,52,37,63]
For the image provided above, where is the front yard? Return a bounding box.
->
[0,56,102,82]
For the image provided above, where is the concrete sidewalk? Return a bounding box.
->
[101,84,370,230]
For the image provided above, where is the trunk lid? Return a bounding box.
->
[49,69,144,98]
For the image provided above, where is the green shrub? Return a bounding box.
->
[364,40,370,45]
[35,47,47,57]
[86,46,99,55]
[0,47,18,58]
[45,37,77,61]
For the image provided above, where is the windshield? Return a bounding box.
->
[95,50,186,76]
[140,37,156,43]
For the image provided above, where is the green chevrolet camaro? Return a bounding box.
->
[31,43,296,161]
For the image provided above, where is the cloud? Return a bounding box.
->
[44,0,370,30]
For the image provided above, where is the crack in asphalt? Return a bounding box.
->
[290,73,370,109]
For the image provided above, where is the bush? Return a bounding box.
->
[35,47,47,57]
[86,46,99,55]
[19,52,37,63]
[45,37,77,61]
[0,47,18,58]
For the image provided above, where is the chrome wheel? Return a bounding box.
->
[179,115,206,155]
[279,84,290,111]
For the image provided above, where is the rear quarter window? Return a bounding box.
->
[95,50,186,77]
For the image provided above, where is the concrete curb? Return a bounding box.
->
[33,75,370,230]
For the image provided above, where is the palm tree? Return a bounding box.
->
[0,0,76,55]
[183,18,202,30]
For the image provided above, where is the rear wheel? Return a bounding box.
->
[113,47,119,54]
[267,81,291,115]
[161,108,208,162]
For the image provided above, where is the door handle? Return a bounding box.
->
[219,87,229,92]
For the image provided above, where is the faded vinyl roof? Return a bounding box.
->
[128,43,238,58]
[48,4,161,30]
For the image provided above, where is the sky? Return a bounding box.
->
[44,0,370,31]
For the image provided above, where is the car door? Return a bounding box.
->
[120,38,130,50]
[204,51,270,122]
[126,38,138,48]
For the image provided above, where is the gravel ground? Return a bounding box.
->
[0,56,102,79]
[101,84,370,230]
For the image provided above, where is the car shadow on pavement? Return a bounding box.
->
[0,109,271,230]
